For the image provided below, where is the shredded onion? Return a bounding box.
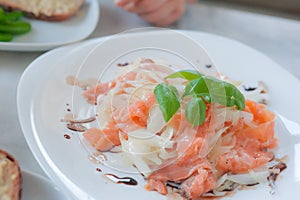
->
[218,171,269,186]
[147,105,166,134]
[213,106,255,127]
[96,94,112,129]
[208,131,236,164]
[119,128,176,176]
[200,127,229,158]
[216,173,228,188]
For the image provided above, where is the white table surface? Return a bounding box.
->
[0,0,299,185]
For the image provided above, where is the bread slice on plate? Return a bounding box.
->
[0,0,85,21]
[0,149,22,200]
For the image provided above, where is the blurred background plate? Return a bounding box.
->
[22,170,68,200]
[0,0,99,52]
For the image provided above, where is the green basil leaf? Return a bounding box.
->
[182,77,209,98]
[185,97,207,126]
[154,83,180,122]
[204,77,227,105]
[224,82,245,110]
[205,78,245,110]
[156,70,245,127]
[202,94,212,103]
[184,92,211,103]
[165,70,204,81]
[182,75,245,110]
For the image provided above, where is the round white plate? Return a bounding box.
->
[0,0,99,51]
[22,170,68,200]
[17,30,300,200]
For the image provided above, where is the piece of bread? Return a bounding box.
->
[0,0,85,21]
[0,149,22,200]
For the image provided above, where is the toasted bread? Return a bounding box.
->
[0,0,85,21]
[0,149,22,200]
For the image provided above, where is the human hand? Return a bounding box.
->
[114,0,186,27]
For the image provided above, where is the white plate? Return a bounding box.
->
[22,170,68,200]
[0,0,99,51]
[17,30,300,200]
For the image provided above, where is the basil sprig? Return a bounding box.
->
[154,70,245,126]
[182,76,245,110]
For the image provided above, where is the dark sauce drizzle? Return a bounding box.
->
[117,62,129,67]
[96,168,102,172]
[243,86,257,91]
[66,123,87,132]
[62,116,96,124]
[64,134,71,139]
[268,162,287,192]
[167,181,181,190]
[132,164,146,179]
[105,174,138,186]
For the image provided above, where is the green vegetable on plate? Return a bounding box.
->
[0,21,31,34]
[0,8,24,21]
[154,70,245,126]
[154,83,181,122]
[0,32,13,41]
[185,96,207,126]
[0,8,31,42]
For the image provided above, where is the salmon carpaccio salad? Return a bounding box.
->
[70,58,286,199]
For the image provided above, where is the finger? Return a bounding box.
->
[155,5,185,26]
[114,0,139,7]
[186,0,197,3]
[133,0,167,14]
[123,0,140,12]
[138,1,175,23]
[118,0,142,13]
[114,0,130,7]
[139,0,185,26]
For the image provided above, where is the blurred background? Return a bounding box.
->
[200,0,300,19]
